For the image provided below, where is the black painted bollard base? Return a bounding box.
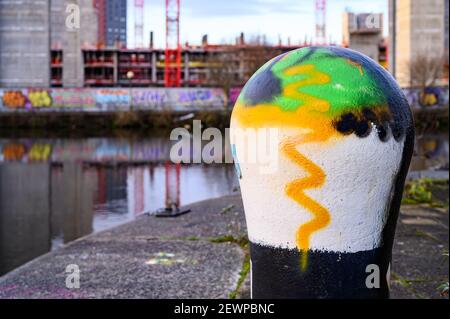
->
[250,242,390,299]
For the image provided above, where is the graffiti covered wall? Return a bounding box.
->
[229,87,242,105]
[51,89,96,109]
[0,87,446,112]
[0,88,228,112]
[402,87,449,108]
[95,89,131,110]
[0,87,447,112]
[131,88,226,110]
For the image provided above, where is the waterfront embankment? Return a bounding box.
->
[0,188,448,299]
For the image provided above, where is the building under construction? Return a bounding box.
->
[1,0,388,89]
[61,43,313,88]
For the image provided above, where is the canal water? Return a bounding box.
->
[0,133,448,276]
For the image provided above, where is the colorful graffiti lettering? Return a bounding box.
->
[96,89,130,109]
[2,91,27,109]
[28,90,52,108]
[0,86,445,112]
[229,87,242,105]
[51,89,96,108]
[176,89,226,108]
[421,92,438,106]
[403,86,449,108]
[1,89,52,109]
[419,87,447,107]
[131,89,167,108]
[131,88,227,110]
[177,90,210,103]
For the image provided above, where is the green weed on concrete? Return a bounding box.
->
[402,178,448,207]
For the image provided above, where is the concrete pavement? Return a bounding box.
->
[0,194,448,299]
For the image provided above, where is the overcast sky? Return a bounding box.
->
[126,0,388,49]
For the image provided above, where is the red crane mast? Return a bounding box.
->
[165,0,181,87]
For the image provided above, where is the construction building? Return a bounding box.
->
[0,0,99,88]
[52,0,99,88]
[342,12,385,66]
[0,0,51,88]
[1,1,391,90]
[389,0,449,87]
[80,44,299,87]
[94,0,127,48]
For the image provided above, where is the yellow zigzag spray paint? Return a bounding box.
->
[232,63,337,271]
[280,64,332,271]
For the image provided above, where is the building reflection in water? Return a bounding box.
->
[0,137,238,276]
[0,162,52,275]
[0,160,95,275]
[125,162,237,216]
[1,133,446,276]
[51,162,95,247]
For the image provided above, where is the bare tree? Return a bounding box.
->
[409,52,446,105]
[206,35,278,108]
[408,52,448,136]
[207,47,239,107]
[241,35,274,78]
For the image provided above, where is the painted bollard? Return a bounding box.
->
[230,46,414,298]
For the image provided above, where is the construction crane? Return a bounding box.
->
[165,0,181,87]
[134,0,144,48]
[315,0,326,45]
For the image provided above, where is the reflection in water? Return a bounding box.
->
[0,163,52,276]
[0,137,238,276]
[0,134,448,276]
[95,163,236,231]
[51,163,95,246]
